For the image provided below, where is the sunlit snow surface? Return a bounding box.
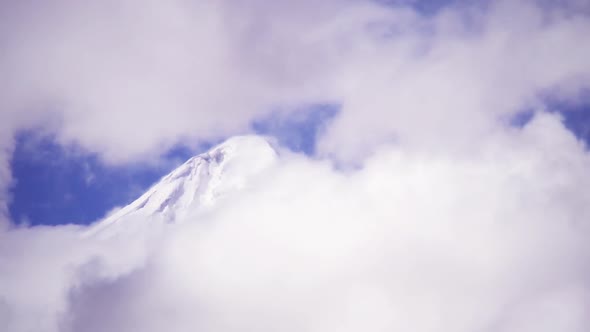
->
[86,136,278,237]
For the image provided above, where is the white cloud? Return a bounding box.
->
[317,0,590,160]
[1,0,587,164]
[0,0,361,163]
[1,0,590,331]
[2,114,590,331]
[0,0,587,176]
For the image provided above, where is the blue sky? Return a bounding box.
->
[9,105,339,226]
[4,1,590,330]
[9,132,195,226]
[4,0,590,225]
[9,102,589,227]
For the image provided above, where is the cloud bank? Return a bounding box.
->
[1,0,590,331]
[1,0,590,205]
[2,113,590,331]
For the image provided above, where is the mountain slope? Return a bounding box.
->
[86,135,278,236]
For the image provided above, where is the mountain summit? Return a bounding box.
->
[87,136,278,236]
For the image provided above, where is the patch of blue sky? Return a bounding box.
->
[9,104,339,226]
[508,92,590,146]
[10,94,589,227]
[376,0,462,16]
[548,97,590,147]
[252,103,339,156]
[509,110,536,128]
[9,131,198,226]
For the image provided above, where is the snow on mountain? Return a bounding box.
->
[86,135,278,237]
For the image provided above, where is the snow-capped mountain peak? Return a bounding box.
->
[87,135,277,235]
